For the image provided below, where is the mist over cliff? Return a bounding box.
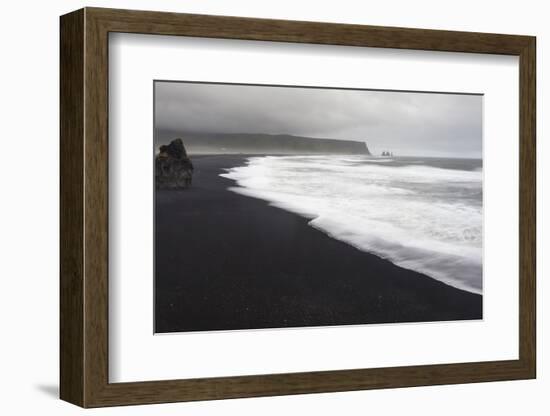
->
[155,130,371,155]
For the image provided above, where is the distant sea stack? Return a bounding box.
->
[155,139,194,189]
[155,131,371,155]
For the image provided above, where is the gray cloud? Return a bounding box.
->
[155,81,482,158]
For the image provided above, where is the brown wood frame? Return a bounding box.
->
[60,7,536,408]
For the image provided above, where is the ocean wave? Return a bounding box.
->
[220,155,483,294]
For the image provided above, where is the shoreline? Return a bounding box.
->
[155,154,482,333]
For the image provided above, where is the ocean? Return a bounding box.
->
[220,155,482,295]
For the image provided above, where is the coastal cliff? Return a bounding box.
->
[155,131,371,155]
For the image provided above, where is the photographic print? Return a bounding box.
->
[154,81,483,333]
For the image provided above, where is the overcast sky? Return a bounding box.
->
[155,81,482,158]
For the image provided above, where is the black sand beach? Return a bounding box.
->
[155,155,482,333]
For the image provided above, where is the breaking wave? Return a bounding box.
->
[220,155,483,294]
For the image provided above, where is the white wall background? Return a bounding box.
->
[0,0,545,414]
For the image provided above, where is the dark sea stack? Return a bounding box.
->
[155,138,194,189]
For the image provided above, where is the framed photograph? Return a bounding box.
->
[60,7,536,408]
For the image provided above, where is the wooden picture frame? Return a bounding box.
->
[60,7,536,408]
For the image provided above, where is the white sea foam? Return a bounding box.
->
[220,155,482,294]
